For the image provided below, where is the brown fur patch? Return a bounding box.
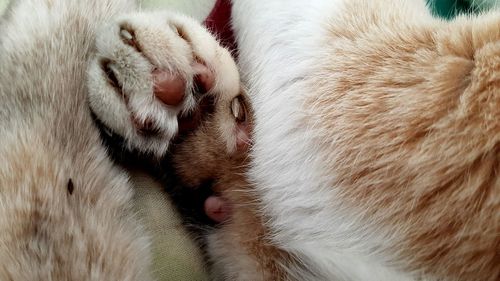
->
[171,93,295,279]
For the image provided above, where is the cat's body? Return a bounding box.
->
[173,1,500,281]
[0,0,499,280]
[0,1,154,279]
[0,0,241,279]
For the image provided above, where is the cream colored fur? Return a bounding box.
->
[0,1,152,279]
[0,0,238,279]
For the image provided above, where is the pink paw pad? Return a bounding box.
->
[153,62,215,107]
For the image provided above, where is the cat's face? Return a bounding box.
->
[169,89,252,193]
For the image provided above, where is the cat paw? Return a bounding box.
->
[87,11,240,156]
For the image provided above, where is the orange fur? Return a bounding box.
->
[170,3,499,281]
[304,6,500,280]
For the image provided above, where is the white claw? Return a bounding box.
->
[120,28,133,40]
[231,96,246,122]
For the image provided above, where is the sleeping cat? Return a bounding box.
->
[0,0,242,279]
[168,0,500,280]
[1,0,499,280]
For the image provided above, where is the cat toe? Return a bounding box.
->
[87,11,241,157]
[152,69,186,106]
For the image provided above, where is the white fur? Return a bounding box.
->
[207,231,266,281]
[230,0,440,280]
[88,12,194,156]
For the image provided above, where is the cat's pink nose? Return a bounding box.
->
[153,69,186,106]
[204,195,230,223]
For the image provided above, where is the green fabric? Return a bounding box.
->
[132,171,209,281]
[0,0,8,14]
[427,0,499,19]
[141,0,215,21]
[428,0,471,19]
[0,0,214,21]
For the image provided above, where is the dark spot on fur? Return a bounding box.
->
[67,179,74,195]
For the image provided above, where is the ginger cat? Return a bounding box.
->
[170,0,500,280]
[0,0,498,280]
